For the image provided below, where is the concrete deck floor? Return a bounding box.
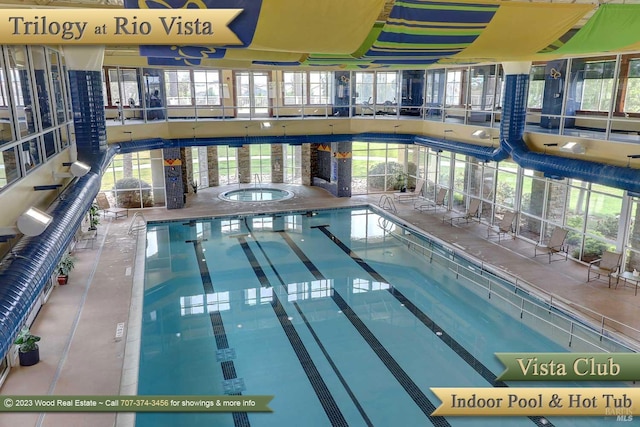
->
[3,183,640,427]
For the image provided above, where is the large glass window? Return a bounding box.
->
[283,144,301,184]
[193,70,221,106]
[7,46,36,137]
[354,72,374,105]
[376,72,398,105]
[283,72,306,105]
[528,65,546,109]
[445,70,463,106]
[624,58,640,113]
[580,60,615,111]
[49,50,66,125]
[309,71,332,105]
[251,144,271,183]
[0,146,19,189]
[100,150,163,209]
[164,70,192,106]
[218,145,238,185]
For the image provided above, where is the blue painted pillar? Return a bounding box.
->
[63,46,106,164]
[500,62,531,147]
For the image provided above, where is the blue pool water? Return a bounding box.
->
[137,207,632,427]
[219,188,294,202]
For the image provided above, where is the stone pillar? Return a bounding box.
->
[207,145,219,186]
[271,144,283,183]
[308,143,317,186]
[301,143,312,186]
[163,147,184,209]
[63,46,106,163]
[238,145,251,184]
[181,147,194,194]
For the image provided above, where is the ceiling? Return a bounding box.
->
[5,0,640,69]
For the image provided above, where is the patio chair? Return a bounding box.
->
[487,211,516,242]
[587,250,622,287]
[95,192,128,219]
[444,198,481,226]
[534,227,569,263]
[415,187,447,212]
[394,178,424,202]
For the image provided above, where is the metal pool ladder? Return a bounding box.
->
[128,212,147,235]
[378,194,397,213]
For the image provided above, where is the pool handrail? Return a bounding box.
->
[369,204,640,353]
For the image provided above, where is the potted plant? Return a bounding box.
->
[88,203,100,231]
[14,327,41,366]
[57,253,76,285]
[395,172,408,192]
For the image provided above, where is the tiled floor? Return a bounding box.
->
[3,184,640,427]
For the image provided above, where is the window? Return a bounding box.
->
[218,146,238,185]
[193,70,221,105]
[527,65,546,109]
[283,72,306,105]
[119,69,141,107]
[624,59,640,113]
[283,71,332,105]
[164,70,192,106]
[0,70,9,107]
[354,72,374,104]
[445,70,463,106]
[376,72,398,105]
[309,71,332,104]
[107,68,119,106]
[580,60,615,111]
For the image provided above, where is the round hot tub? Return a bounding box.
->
[219,187,294,202]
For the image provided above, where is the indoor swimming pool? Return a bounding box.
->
[219,188,294,202]
[137,207,634,427]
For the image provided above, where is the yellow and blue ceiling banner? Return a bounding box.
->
[548,5,640,55]
[125,0,263,65]
[453,2,594,61]
[248,0,385,54]
[123,0,632,69]
[363,0,498,63]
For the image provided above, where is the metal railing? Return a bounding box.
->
[378,195,397,213]
[375,214,640,353]
[127,212,147,235]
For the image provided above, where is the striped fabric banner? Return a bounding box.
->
[364,0,498,60]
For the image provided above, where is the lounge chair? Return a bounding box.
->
[487,211,516,242]
[415,187,447,212]
[588,250,622,287]
[534,227,568,263]
[95,192,128,219]
[444,198,481,226]
[394,178,424,202]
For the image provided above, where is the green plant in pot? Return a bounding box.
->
[14,327,41,366]
[57,253,76,285]
[88,203,100,231]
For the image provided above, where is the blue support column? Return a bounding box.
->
[67,70,107,163]
[501,73,530,146]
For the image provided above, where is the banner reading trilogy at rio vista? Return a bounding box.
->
[0,9,243,44]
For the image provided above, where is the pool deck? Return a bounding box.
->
[3,183,640,427]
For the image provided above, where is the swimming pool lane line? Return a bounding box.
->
[277,231,450,427]
[187,239,214,294]
[236,235,350,427]
[187,238,250,427]
[312,225,554,427]
[246,230,374,427]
